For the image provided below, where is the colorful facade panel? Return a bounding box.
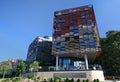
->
[52,5,101,61]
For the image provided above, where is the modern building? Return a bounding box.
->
[26,36,55,68]
[52,5,101,70]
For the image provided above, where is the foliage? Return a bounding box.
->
[86,79,89,82]
[77,78,80,82]
[26,75,35,79]
[54,78,57,82]
[70,78,74,82]
[96,78,99,82]
[11,68,20,77]
[14,77,21,81]
[54,76,61,82]
[16,61,27,76]
[94,30,120,75]
[37,76,41,80]
[1,80,7,82]
[93,79,99,82]
[93,79,97,82]
[5,77,21,82]
[1,78,10,82]
[44,78,47,82]
[49,78,53,82]
[59,78,62,82]
[26,75,41,82]
[5,78,10,81]
[0,60,12,78]
[29,61,42,72]
[64,78,69,82]
[82,80,85,82]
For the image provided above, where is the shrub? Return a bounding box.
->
[27,75,34,79]
[49,78,53,82]
[37,76,41,80]
[10,77,14,81]
[96,78,99,82]
[15,77,21,81]
[44,78,47,82]
[6,78,10,81]
[54,76,61,82]
[86,79,89,82]
[82,80,86,82]
[33,77,39,82]
[93,79,100,82]
[59,78,62,82]
[11,77,21,82]
[1,79,7,82]
[70,78,74,82]
[93,79,97,82]
[54,78,57,82]
[12,79,18,82]
[64,78,69,82]
[77,78,80,82]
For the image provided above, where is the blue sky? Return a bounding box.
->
[0,0,120,62]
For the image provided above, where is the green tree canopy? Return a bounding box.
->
[95,30,120,75]
[106,30,119,38]
[0,60,12,78]
[29,61,42,72]
[16,61,27,76]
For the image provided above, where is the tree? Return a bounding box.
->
[94,30,120,75]
[16,61,27,77]
[29,61,42,76]
[106,30,119,38]
[0,60,12,78]
[11,68,18,77]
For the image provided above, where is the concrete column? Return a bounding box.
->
[56,56,59,70]
[84,54,89,70]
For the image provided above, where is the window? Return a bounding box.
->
[80,10,90,16]
[70,20,77,26]
[81,18,93,25]
[60,21,66,27]
[60,46,65,51]
[73,29,79,34]
[79,39,84,43]
[56,31,61,36]
[89,44,96,48]
[87,18,93,25]
[81,18,87,25]
[65,37,70,41]
[56,42,61,46]
[69,12,77,17]
[74,36,79,39]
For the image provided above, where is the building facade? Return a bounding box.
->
[26,36,55,68]
[52,5,101,70]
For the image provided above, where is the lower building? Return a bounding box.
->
[26,36,55,70]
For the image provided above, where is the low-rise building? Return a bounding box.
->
[26,36,55,70]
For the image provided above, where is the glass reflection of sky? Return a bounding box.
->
[63,58,71,65]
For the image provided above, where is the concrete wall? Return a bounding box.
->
[22,70,104,81]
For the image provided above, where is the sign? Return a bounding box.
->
[54,73,86,78]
